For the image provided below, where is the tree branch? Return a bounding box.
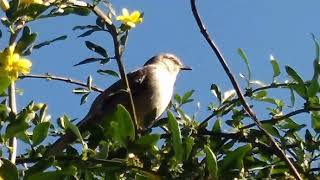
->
[19,74,103,93]
[89,5,138,134]
[190,0,302,179]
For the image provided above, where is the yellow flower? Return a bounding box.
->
[20,0,43,5]
[116,8,143,28]
[0,45,32,81]
[0,0,10,11]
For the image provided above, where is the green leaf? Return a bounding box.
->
[32,121,50,146]
[309,35,320,97]
[33,35,67,49]
[184,136,194,160]
[270,55,281,81]
[73,88,89,94]
[238,48,252,85]
[210,84,222,102]
[85,41,108,58]
[278,118,305,131]
[0,158,18,180]
[61,115,85,145]
[136,134,160,147]
[80,93,90,105]
[311,112,320,133]
[285,66,304,85]
[204,145,218,179]
[74,58,103,66]
[261,123,280,137]
[108,105,135,146]
[97,69,119,78]
[5,117,30,140]
[181,90,195,104]
[0,77,10,94]
[222,144,252,171]
[167,111,183,162]
[212,119,222,133]
[289,88,295,107]
[285,65,307,98]
[78,29,99,38]
[15,26,37,54]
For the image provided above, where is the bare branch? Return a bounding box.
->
[190,0,302,179]
[19,74,103,93]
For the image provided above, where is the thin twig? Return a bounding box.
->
[19,74,103,93]
[190,0,302,179]
[90,5,138,133]
[241,108,318,129]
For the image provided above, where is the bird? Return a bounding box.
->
[48,53,191,155]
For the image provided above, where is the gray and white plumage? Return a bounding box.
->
[48,53,190,155]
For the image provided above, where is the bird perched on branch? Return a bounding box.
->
[48,53,191,155]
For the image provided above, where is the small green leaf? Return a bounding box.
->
[311,112,320,133]
[181,90,195,104]
[5,117,30,140]
[73,25,99,31]
[97,69,119,78]
[222,144,252,171]
[32,122,50,146]
[74,58,104,66]
[261,123,280,137]
[33,35,67,49]
[0,77,10,94]
[289,88,295,107]
[73,88,89,94]
[78,29,98,38]
[285,66,304,85]
[270,55,281,81]
[204,145,218,179]
[0,158,19,180]
[278,118,305,131]
[167,111,183,162]
[210,84,221,102]
[238,48,252,85]
[80,93,90,105]
[184,136,194,160]
[212,119,222,133]
[15,26,37,53]
[136,134,160,146]
[85,41,108,58]
[62,115,85,145]
[108,105,135,146]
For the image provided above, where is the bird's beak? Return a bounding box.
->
[180,65,192,71]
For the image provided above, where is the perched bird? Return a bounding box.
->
[48,53,191,155]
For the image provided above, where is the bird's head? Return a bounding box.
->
[144,53,192,74]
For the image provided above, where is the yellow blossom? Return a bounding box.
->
[116,8,143,28]
[0,0,10,11]
[20,0,43,5]
[0,45,32,81]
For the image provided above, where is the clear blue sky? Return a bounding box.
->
[4,1,320,129]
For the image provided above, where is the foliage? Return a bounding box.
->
[0,0,319,179]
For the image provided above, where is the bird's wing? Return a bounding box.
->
[47,67,152,155]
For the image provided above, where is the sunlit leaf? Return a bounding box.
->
[32,121,50,146]
[270,55,281,81]
[204,145,218,179]
[167,111,183,162]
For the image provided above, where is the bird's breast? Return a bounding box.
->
[150,68,176,118]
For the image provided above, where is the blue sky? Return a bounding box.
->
[3,0,320,132]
